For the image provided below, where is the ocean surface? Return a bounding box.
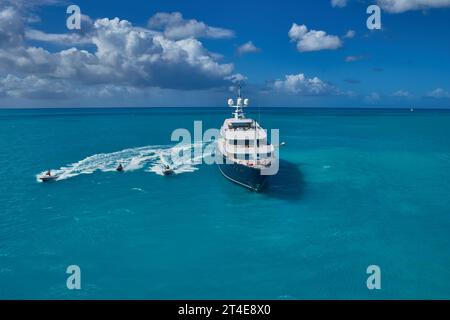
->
[0,107,449,299]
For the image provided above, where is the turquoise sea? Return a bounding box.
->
[0,107,449,299]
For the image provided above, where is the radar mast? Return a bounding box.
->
[227,85,249,119]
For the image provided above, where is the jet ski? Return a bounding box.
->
[116,163,124,172]
[39,171,58,182]
[162,164,173,175]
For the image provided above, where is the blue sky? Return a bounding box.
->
[0,0,449,108]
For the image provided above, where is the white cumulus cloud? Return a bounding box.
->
[288,23,342,52]
[271,73,333,95]
[0,74,70,99]
[236,41,260,56]
[392,90,411,97]
[25,14,96,45]
[331,0,348,8]
[426,88,450,98]
[365,92,381,103]
[147,12,234,40]
[343,30,356,39]
[345,55,364,62]
[0,6,25,46]
[377,0,450,13]
[0,6,240,100]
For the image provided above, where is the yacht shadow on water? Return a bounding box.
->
[263,159,305,201]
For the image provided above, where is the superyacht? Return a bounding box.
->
[216,88,276,191]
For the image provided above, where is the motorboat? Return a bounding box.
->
[162,164,173,175]
[39,171,58,182]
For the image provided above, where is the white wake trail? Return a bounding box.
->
[148,141,213,176]
[36,142,213,182]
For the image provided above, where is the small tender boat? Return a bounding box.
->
[39,173,58,182]
[161,164,173,176]
[162,164,173,175]
[159,153,174,175]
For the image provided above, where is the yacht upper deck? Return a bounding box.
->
[221,118,268,140]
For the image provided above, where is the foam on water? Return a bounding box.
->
[148,141,214,176]
[36,142,212,182]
